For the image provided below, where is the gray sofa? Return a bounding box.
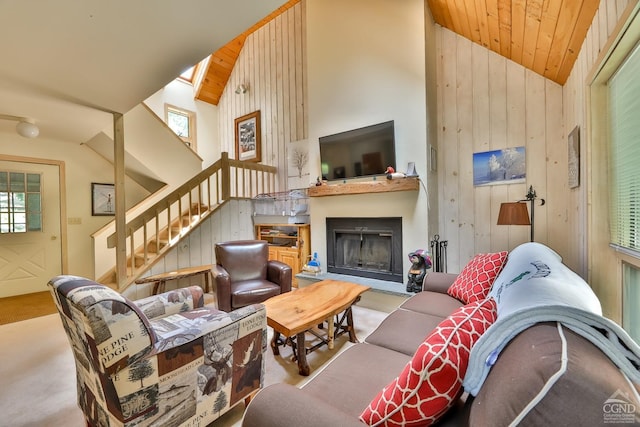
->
[242,243,640,426]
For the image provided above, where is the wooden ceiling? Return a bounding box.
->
[427,0,600,85]
[196,0,599,105]
[195,0,300,105]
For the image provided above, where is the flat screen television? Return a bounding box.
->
[319,120,396,181]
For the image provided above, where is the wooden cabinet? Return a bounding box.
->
[255,223,310,287]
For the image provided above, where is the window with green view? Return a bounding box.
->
[609,41,640,253]
[0,171,42,233]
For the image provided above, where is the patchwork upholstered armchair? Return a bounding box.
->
[48,275,267,427]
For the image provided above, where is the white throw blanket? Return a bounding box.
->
[463,242,640,395]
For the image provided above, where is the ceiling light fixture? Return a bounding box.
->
[235,83,248,94]
[0,114,40,138]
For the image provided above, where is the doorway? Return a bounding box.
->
[0,159,64,297]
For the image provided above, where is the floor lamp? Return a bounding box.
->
[497,186,545,242]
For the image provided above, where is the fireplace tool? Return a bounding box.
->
[430,234,448,273]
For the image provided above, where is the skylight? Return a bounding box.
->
[178,65,196,83]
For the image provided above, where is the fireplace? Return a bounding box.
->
[326,217,403,282]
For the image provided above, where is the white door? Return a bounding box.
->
[0,161,62,297]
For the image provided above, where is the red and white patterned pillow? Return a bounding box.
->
[359,298,498,426]
[447,252,508,304]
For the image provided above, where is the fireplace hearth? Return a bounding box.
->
[326,217,403,283]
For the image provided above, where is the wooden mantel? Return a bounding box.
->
[308,177,419,197]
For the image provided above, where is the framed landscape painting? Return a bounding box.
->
[235,110,261,162]
[473,147,526,186]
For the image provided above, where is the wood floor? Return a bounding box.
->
[0,291,57,325]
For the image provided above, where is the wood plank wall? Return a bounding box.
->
[436,27,563,273]
[563,0,633,320]
[563,0,630,279]
[218,2,307,192]
[436,0,633,278]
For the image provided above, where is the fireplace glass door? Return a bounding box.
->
[326,217,402,282]
[334,230,392,272]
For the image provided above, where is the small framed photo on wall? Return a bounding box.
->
[92,183,115,216]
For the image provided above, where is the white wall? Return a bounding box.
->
[306,0,430,275]
[121,104,203,186]
[145,80,220,167]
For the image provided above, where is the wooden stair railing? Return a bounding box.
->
[100,152,277,290]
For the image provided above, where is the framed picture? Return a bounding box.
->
[234,110,261,162]
[568,125,580,188]
[473,147,526,186]
[92,183,115,216]
[287,139,311,189]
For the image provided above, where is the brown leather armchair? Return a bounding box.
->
[213,239,292,312]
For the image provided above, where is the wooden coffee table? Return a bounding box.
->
[262,279,370,376]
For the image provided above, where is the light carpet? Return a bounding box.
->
[0,305,389,427]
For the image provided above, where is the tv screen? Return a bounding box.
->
[319,120,396,181]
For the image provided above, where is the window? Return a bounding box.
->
[165,104,197,151]
[0,171,42,233]
[593,4,640,327]
[177,65,197,84]
[609,41,640,254]
[610,41,640,337]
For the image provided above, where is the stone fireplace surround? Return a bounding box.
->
[326,217,403,283]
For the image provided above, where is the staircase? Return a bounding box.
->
[95,152,277,290]
[120,203,211,271]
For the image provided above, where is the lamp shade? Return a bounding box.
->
[16,121,39,138]
[497,202,530,225]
